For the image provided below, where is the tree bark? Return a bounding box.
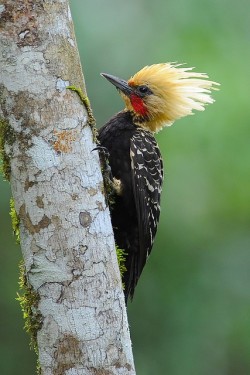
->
[0,1,136,374]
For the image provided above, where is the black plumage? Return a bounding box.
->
[98,111,163,302]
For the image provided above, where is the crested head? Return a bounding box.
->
[102,63,219,133]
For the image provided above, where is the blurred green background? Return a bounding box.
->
[1,0,250,374]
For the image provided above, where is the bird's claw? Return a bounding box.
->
[92,145,110,159]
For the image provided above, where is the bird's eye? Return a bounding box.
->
[136,85,153,97]
[138,85,150,94]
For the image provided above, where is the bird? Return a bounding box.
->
[98,63,219,303]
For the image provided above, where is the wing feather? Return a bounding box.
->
[130,129,163,277]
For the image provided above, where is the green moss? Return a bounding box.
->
[16,261,42,357]
[0,118,15,180]
[36,360,42,375]
[9,197,20,244]
[115,245,127,289]
[66,85,97,141]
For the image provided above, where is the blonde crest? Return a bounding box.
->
[126,63,219,132]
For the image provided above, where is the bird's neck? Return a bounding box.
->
[124,108,166,134]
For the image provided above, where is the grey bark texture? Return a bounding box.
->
[0,1,136,374]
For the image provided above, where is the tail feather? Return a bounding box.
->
[124,250,140,304]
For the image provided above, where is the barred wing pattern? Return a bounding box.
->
[130,129,164,278]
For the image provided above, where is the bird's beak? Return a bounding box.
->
[101,73,133,97]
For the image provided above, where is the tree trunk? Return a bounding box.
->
[0,1,136,374]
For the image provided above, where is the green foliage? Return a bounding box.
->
[9,198,20,244]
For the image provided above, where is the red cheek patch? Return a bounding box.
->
[130,94,148,116]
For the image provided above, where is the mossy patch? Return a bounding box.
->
[115,245,127,289]
[9,197,20,244]
[16,261,42,364]
[66,85,97,142]
[0,118,15,180]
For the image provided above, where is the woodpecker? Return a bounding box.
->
[98,63,219,303]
